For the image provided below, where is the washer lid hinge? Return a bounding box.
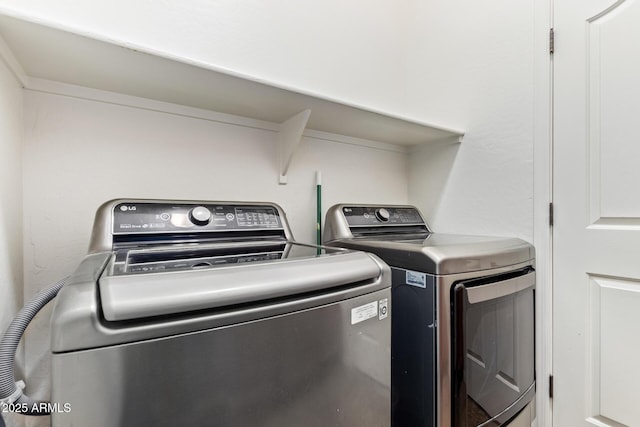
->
[549,203,554,227]
[549,374,554,398]
[549,28,555,54]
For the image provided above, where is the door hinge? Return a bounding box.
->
[549,28,555,54]
[549,202,554,227]
[549,375,554,398]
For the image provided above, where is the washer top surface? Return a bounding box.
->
[82,199,389,323]
[107,240,342,276]
[323,204,534,275]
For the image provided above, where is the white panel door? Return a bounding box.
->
[554,0,640,426]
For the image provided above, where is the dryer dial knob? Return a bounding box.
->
[189,206,212,226]
[375,208,390,222]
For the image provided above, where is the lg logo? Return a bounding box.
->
[119,205,137,212]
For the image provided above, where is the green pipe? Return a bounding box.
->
[316,171,322,252]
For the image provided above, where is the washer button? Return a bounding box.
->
[189,206,212,226]
[375,208,390,222]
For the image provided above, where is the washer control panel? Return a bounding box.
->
[113,202,282,234]
[342,206,424,226]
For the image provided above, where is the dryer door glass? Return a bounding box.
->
[451,268,535,427]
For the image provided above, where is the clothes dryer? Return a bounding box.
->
[324,204,535,427]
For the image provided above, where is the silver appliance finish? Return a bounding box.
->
[323,204,536,427]
[324,204,532,275]
[50,199,391,427]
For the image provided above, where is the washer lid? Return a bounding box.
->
[98,243,384,321]
[325,233,534,275]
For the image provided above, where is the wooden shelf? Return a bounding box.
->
[0,13,464,181]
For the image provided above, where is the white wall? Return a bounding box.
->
[0,45,24,427]
[0,0,535,243]
[405,0,535,242]
[20,90,408,427]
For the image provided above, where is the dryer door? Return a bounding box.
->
[451,268,535,427]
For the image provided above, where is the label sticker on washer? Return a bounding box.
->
[351,301,378,325]
[378,298,389,320]
[406,270,427,288]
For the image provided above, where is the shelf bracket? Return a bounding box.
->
[278,109,311,184]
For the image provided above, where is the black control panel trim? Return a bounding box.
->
[112,231,287,250]
[348,224,427,228]
[351,226,430,238]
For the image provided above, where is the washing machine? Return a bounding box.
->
[324,204,536,427]
[49,199,391,427]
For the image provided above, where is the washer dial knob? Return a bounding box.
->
[189,206,212,226]
[375,208,390,222]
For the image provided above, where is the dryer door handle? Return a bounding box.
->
[463,270,535,304]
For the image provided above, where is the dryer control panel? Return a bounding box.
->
[342,206,425,227]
